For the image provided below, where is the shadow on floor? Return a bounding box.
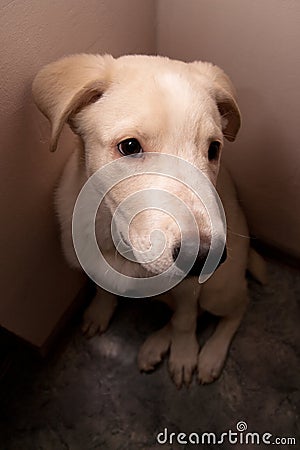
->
[0,260,299,450]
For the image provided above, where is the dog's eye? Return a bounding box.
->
[208,141,221,161]
[117,138,143,156]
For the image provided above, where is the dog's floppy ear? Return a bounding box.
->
[190,62,241,141]
[32,54,113,152]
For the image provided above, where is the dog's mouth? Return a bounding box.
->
[117,231,227,278]
[116,231,139,263]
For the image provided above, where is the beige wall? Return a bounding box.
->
[0,0,156,346]
[157,0,300,257]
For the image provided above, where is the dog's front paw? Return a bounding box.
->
[138,324,171,372]
[168,334,198,388]
[82,293,117,338]
[197,340,227,384]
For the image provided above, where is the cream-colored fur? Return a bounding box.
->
[33,54,261,387]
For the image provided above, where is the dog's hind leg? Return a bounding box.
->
[82,287,117,338]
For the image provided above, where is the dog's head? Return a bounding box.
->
[33,54,240,279]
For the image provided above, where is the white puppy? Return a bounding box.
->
[33,54,266,387]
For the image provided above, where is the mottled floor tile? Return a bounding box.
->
[0,260,299,450]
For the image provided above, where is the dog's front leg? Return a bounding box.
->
[82,287,117,338]
[138,292,173,372]
[197,299,247,384]
[168,278,201,388]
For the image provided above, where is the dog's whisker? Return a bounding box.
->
[113,238,133,260]
[115,248,135,258]
[223,133,235,140]
[113,240,122,258]
[220,110,231,119]
[228,229,251,239]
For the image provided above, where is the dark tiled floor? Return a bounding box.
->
[0,260,299,450]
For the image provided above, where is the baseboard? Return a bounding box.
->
[40,280,95,356]
[0,280,95,372]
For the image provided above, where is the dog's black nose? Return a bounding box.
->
[172,242,227,277]
[188,251,209,276]
[172,242,209,276]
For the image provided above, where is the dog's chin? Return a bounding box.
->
[140,261,185,279]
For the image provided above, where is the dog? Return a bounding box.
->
[32,54,266,387]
